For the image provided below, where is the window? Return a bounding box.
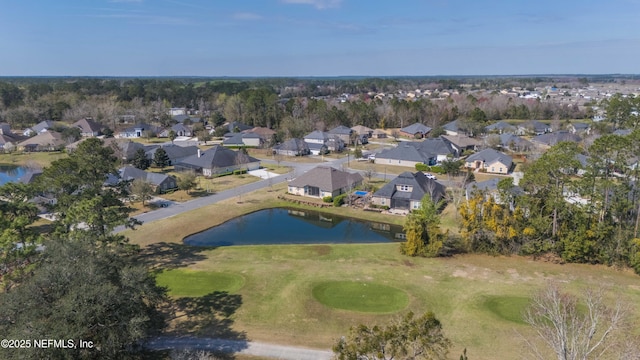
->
[381,199,385,205]
[499,167,503,172]
[399,185,410,192]
[413,202,421,209]
[491,167,495,172]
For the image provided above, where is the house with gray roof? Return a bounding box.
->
[517,120,552,135]
[304,130,344,154]
[73,118,103,137]
[118,123,158,138]
[497,133,533,152]
[399,123,432,138]
[24,120,54,136]
[273,138,310,156]
[328,125,354,144]
[145,144,199,165]
[465,178,524,207]
[375,139,456,168]
[351,125,373,137]
[442,119,462,136]
[531,131,581,148]
[105,166,177,194]
[174,145,260,177]
[465,148,513,174]
[371,172,446,212]
[159,123,192,138]
[485,121,516,134]
[226,121,252,133]
[287,166,362,199]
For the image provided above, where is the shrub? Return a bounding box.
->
[333,194,347,207]
[415,163,428,171]
[428,165,444,174]
[322,196,333,203]
[233,169,247,175]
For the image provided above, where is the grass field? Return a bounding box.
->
[0,151,68,168]
[127,183,640,359]
[156,269,245,297]
[151,243,640,359]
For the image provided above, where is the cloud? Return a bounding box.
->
[232,12,263,20]
[280,0,343,9]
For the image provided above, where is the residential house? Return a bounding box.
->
[226,121,253,133]
[497,133,533,152]
[159,123,192,138]
[465,178,524,207]
[169,107,187,116]
[17,131,66,152]
[465,148,513,174]
[287,166,363,199]
[399,123,432,138]
[73,118,103,137]
[0,134,21,151]
[371,129,388,139]
[273,138,310,156]
[485,121,516,134]
[117,123,158,138]
[145,144,199,165]
[174,145,260,177]
[567,122,590,135]
[351,125,373,138]
[23,120,54,136]
[442,120,462,136]
[371,172,446,211]
[517,120,552,135]
[375,139,456,168]
[243,127,277,147]
[328,125,354,145]
[0,123,12,135]
[441,134,480,155]
[531,131,582,148]
[106,166,177,194]
[222,132,263,148]
[304,130,344,154]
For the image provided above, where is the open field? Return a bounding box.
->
[0,151,68,168]
[150,243,640,359]
[127,184,640,359]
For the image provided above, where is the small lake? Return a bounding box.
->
[0,165,28,186]
[184,208,406,247]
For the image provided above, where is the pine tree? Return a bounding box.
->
[131,148,150,170]
[153,147,171,169]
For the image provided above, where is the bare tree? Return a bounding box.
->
[522,282,630,360]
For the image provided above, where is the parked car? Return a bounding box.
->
[423,172,436,180]
[367,154,376,160]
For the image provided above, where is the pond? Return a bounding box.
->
[184,208,406,247]
[0,164,28,186]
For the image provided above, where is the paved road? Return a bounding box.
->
[145,336,333,360]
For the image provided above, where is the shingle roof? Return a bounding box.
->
[373,171,446,203]
[146,144,199,161]
[223,133,245,146]
[105,166,174,187]
[400,123,432,135]
[485,121,515,132]
[466,148,513,167]
[288,166,363,192]
[499,133,532,148]
[442,120,460,132]
[328,125,353,135]
[176,145,259,169]
[274,138,309,152]
[532,131,581,146]
[31,120,54,133]
[465,178,524,197]
[227,121,252,132]
[351,125,373,135]
[376,142,433,163]
[73,118,102,134]
[304,130,330,141]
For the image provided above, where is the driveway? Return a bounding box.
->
[248,169,279,179]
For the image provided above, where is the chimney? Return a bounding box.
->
[197,149,201,158]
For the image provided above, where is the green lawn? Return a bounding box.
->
[156,269,245,297]
[142,242,640,359]
[0,151,68,168]
[312,281,409,313]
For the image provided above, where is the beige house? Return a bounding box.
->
[464,148,513,174]
[288,166,363,199]
[18,131,66,151]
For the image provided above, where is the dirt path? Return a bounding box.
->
[145,336,333,360]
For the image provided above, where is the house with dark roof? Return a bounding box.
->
[375,139,456,168]
[105,166,177,194]
[73,118,103,137]
[567,122,590,135]
[24,120,54,136]
[517,120,552,135]
[531,131,581,148]
[0,133,23,151]
[243,127,277,146]
[441,134,480,154]
[174,145,260,177]
[118,123,158,138]
[442,120,462,136]
[485,121,516,134]
[273,138,310,156]
[496,133,533,152]
[328,125,354,144]
[145,144,199,165]
[159,123,192,137]
[226,121,252,133]
[465,148,513,174]
[304,130,344,154]
[371,172,446,212]
[287,166,362,199]
[399,123,432,138]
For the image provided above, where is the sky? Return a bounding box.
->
[1,0,639,77]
